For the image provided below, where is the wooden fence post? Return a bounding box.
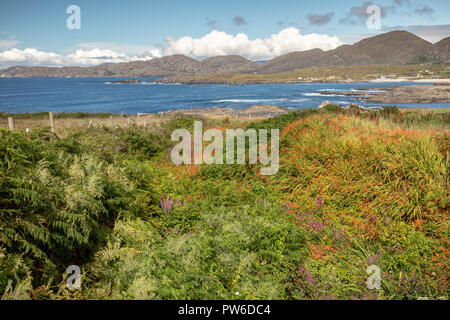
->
[49,112,55,132]
[8,117,15,131]
[110,115,115,127]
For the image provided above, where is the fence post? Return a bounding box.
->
[8,117,15,131]
[110,115,115,127]
[49,112,55,132]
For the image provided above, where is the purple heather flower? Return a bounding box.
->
[316,196,323,209]
[160,194,175,215]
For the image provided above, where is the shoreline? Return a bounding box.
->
[1,75,449,85]
[156,78,450,85]
[317,84,450,104]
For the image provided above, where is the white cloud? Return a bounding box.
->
[0,28,343,67]
[0,39,20,50]
[165,28,344,60]
[76,42,160,56]
[0,48,65,66]
[0,47,163,68]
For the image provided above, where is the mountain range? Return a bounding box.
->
[0,31,448,78]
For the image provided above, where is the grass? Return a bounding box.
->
[0,107,448,300]
[165,65,450,84]
[0,112,116,120]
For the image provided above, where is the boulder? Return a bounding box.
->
[317,101,331,109]
[344,103,368,111]
[111,79,142,84]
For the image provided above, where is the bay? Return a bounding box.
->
[0,77,448,114]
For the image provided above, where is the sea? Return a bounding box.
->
[0,77,449,114]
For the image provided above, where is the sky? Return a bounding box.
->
[0,0,449,67]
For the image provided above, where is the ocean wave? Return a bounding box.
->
[317,89,343,92]
[302,93,322,96]
[290,98,311,102]
[303,92,346,97]
[140,82,182,85]
[350,89,384,93]
[211,98,287,103]
[330,101,351,105]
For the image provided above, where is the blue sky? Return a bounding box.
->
[0,0,449,67]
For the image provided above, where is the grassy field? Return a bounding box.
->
[162,65,450,84]
[0,107,448,300]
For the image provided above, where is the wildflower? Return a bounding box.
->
[160,193,174,215]
[316,196,323,209]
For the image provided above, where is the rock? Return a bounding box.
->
[345,103,367,111]
[111,79,142,84]
[317,101,331,109]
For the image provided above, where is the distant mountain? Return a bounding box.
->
[200,55,259,74]
[431,37,450,63]
[0,54,259,77]
[258,31,441,73]
[322,31,434,65]
[256,49,325,74]
[0,31,448,78]
[97,54,203,76]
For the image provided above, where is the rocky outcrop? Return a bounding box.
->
[317,101,331,109]
[110,79,142,84]
[319,85,450,103]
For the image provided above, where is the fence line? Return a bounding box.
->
[1,113,171,132]
[49,112,55,132]
[8,117,15,131]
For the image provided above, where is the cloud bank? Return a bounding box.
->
[164,28,343,60]
[0,28,344,68]
[0,48,161,68]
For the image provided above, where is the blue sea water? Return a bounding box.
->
[0,77,448,114]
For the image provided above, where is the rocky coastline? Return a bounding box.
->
[317,84,450,103]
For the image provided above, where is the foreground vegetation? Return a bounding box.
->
[0,107,448,299]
